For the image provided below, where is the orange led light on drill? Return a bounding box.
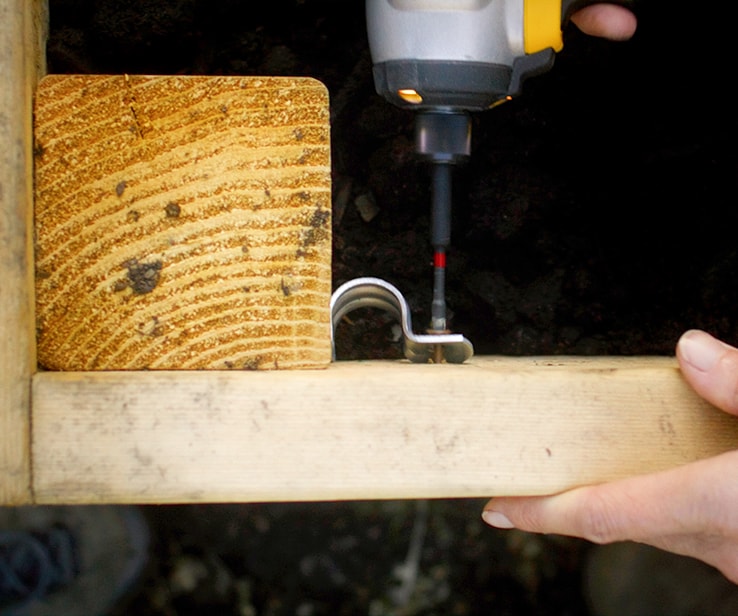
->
[489,95,513,109]
[398,88,423,104]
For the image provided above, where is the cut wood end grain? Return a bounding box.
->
[34,75,332,371]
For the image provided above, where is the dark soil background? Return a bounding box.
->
[45,0,737,614]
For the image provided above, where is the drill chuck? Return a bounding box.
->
[415,111,471,164]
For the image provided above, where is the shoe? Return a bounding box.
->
[584,541,738,616]
[0,506,149,616]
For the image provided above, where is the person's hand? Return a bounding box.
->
[570,3,637,40]
[482,329,738,584]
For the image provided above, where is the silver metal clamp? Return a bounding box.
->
[330,277,474,363]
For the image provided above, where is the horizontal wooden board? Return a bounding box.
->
[31,357,738,504]
[34,75,332,371]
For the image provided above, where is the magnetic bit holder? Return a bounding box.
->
[330,277,474,364]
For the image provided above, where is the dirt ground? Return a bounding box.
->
[45,0,738,614]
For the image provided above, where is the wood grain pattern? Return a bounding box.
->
[0,0,47,505]
[32,357,738,504]
[34,75,332,371]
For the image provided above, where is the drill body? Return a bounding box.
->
[367,0,568,112]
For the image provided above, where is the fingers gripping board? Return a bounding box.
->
[34,75,332,370]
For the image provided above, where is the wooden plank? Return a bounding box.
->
[32,357,738,504]
[34,75,332,371]
[0,0,48,505]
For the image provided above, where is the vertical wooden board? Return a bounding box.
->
[34,75,332,371]
[0,0,47,505]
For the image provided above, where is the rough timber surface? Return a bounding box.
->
[34,74,332,371]
[32,356,738,504]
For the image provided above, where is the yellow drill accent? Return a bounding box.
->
[524,0,564,54]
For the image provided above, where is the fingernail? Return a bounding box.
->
[482,510,515,529]
[678,330,728,373]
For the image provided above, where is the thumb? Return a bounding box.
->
[570,4,637,41]
[677,330,738,415]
